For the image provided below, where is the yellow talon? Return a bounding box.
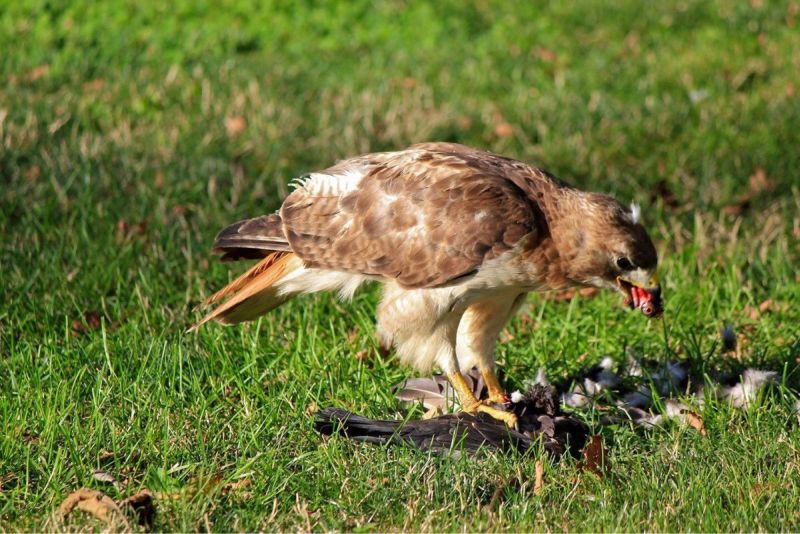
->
[449,371,517,429]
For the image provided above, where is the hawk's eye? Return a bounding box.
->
[616,257,634,271]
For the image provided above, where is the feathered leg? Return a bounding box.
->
[456,292,528,403]
[377,283,518,428]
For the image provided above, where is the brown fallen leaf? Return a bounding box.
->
[788,2,799,27]
[494,122,514,138]
[225,115,246,137]
[577,435,608,477]
[534,47,558,63]
[24,165,41,183]
[749,168,774,195]
[222,478,252,495]
[744,305,760,321]
[401,77,417,90]
[347,327,360,344]
[28,64,49,81]
[57,488,127,527]
[534,459,544,496]
[455,115,473,130]
[723,168,774,217]
[517,312,535,326]
[650,179,680,210]
[758,299,773,314]
[82,78,106,92]
[681,409,706,436]
[71,310,103,335]
[305,401,319,416]
[116,218,148,244]
[499,329,515,343]
[119,489,155,529]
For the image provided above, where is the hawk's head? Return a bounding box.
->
[560,194,662,318]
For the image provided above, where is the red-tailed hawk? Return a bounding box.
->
[192,143,662,428]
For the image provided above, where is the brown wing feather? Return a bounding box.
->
[280,144,548,288]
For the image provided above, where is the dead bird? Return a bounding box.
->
[315,385,588,457]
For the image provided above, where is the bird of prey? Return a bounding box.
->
[191,143,662,428]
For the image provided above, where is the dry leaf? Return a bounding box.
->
[723,168,774,217]
[28,64,49,81]
[748,168,774,194]
[650,179,680,210]
[681,410,706,436]
[225,116,246,137]
[455,115,473,130]
[116,218,148,244]
[577,435,608,477]
[71,311,103,335]
[534,459,544,496]
[57,488,126,527]
[534,47,558,62]
[156,474,225,501]
[758,299,773,313]
[23,165,40,183]
[347,327,360,344]
[494,122,514,138]
[546,289,575,302]
[517,312,535,326]
[305,401,319,416]
[499,330,515,343]
[118,489,155,529]
[82,78,105,92]
[744,305,760,321]
[222,478,252,495]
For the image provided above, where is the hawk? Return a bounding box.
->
[191,143,662,428]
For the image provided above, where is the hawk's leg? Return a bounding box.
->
[456,292,528,404]
[448,371,518,428]
[480,367,509,404]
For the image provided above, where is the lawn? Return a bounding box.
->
[2,0,800,531]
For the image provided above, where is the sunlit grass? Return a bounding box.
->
[1,0,799,530]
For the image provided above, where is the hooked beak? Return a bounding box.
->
[616,274,662,318]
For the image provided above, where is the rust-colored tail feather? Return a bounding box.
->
[188,252,302,332]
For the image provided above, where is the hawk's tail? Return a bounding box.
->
[188,251,304,331]
[212,213,292,261]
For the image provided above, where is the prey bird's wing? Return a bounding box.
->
[281,143,546,288]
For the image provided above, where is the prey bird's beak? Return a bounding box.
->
[616,273,663,318]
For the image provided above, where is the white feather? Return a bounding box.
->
[291,168,364,196]
[277,268,371,300]
[629,202,641,223]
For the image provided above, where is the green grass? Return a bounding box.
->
[2,0,800,530]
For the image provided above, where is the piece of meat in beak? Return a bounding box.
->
[616,275,663,318]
